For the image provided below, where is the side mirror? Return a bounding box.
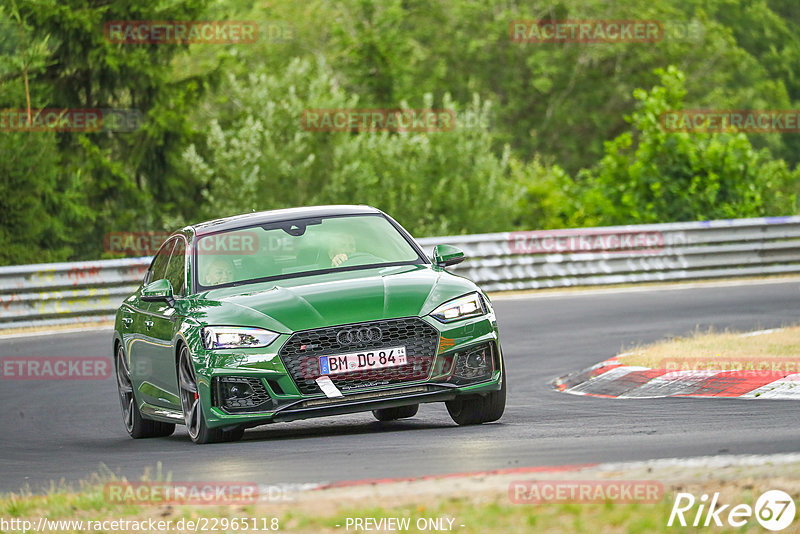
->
[141,279,175,306]
[432,244,465,267]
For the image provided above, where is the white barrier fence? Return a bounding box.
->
[2,216,799,329]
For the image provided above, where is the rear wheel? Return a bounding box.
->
[372,404,419,421]
[115,343,175,438]
[446,371,506,426]
[179,345,244,444]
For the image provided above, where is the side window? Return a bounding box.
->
[165,238,187,296]
[146,239,175,285]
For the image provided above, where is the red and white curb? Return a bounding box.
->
[555,356,800,399]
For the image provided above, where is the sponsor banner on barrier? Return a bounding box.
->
[1,357,111,380]
[508,229,664,254]
[509,480,663,503]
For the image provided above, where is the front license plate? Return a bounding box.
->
[319,346,407,376]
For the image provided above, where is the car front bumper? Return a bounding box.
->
[187,314,503,429]
[205,373,503,429]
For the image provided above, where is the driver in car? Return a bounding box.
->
[202,257,234,285]
[327,233,357,267]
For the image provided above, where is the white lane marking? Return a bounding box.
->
[739,328,784,337]
[595,452,800,472]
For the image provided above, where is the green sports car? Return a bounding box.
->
[113,205,505,443]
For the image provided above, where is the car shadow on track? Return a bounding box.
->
[231,419,457,444]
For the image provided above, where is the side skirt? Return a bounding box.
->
[140,402,184,424]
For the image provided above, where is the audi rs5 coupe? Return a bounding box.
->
[113,205,506,443]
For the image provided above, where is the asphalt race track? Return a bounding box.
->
[2,280,799,493]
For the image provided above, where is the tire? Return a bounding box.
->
[372,404,419,421]
[115,343,175,439]
[179,345,244,444]
[446,370,506,426]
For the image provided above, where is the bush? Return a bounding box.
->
[577,66,798,225]
[182,58,518,236]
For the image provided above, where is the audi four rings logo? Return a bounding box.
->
[337,327,383,345]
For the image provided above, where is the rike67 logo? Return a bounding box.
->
[669,490,796,531]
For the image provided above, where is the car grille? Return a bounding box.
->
[278,317,439,395]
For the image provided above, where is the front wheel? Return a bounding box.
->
[446,371,506,426]
[179,345,244,444]
[115,344,175,438]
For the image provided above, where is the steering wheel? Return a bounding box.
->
[339,252,381,266]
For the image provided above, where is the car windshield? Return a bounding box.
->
[195,214,423,289]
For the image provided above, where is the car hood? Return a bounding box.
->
[192,264,477,332]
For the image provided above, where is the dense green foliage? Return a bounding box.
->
[2,0,800,263]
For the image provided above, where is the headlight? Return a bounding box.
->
[430,293,486,323]
[202,326,279,349]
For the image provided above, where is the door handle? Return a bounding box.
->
[121,317,133,328]
[144,320,154,329]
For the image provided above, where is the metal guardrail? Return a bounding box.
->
[421,215,800,292]
[0,258,147,329]
[1,216,799,330]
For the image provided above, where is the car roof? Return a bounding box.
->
[189,205,383,236]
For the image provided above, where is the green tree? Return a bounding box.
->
[4,0,209,259]
[578,66,798,225]
[182,58,517,236]
[0,5,91,263]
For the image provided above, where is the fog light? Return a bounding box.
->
[451,344,494,382]
[465,350,489,370]
[225,382,254,399]
[214,377,272,412]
